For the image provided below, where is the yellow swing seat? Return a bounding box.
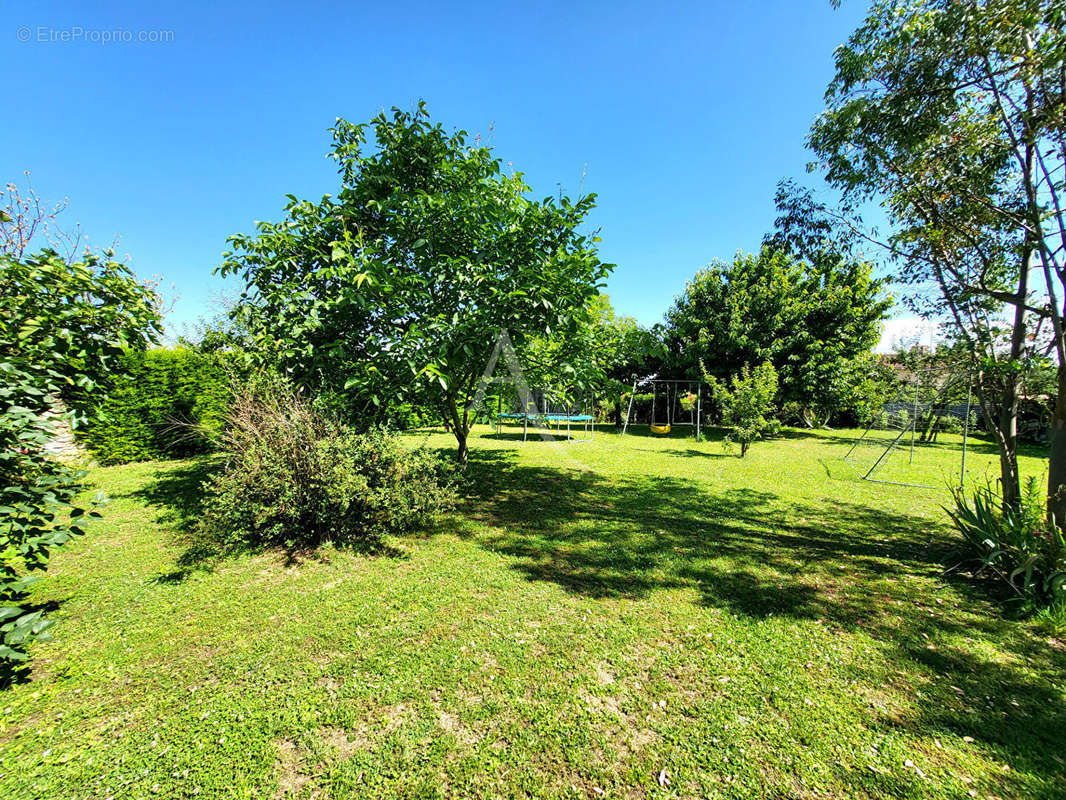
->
[650,424,672,435]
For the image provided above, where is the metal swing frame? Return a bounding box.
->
[843,371,974,490]
[620,378,704,438]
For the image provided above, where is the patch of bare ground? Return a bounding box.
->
[319,725,367,756]
[273,739,312,799]
[436,707,481,747]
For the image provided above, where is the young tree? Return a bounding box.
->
[219,104,611,464]
[711,362,780,457]
[809,0,1065,513]
[664,247,889,424]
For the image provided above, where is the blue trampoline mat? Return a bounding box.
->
[497,413,594,422]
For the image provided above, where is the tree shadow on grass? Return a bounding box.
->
[614,425,707,440]
[115,457,225,582]
[661,448,730,459]
[505,494,942,607]
[460,448,959,612]
[781,426,1046,460]
[127,457,219,533]
[482,431,594,443]
[455,447,1066,791]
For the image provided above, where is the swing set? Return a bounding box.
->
[621,378,704,438]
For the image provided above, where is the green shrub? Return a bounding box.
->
[939,413,962,434]
[198,381,456,551]
[620,393,655,423]
[80,348,234,464]
[946,476,1066,609]
[0,365,106,671]
[1,249,160,677]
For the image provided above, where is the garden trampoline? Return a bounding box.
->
[495,411,595,441]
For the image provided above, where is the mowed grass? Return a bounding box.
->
[1,425,1064,799]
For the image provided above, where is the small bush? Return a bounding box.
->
[619,393,656,424]
[198,382,456,551]
[939,414,962,434]
[947,476,1066,609]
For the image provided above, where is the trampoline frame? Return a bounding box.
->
[494,411,595,442]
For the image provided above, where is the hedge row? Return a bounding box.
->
[79,348,235,464]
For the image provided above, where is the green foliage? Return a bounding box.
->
[665,248,889,424]
[947,476,1066,610]
[0,250,163,421]
[0,249,160,673]
[712,362,780,457]
[198,380,456,551]
[522,295,661,390]
[619,392,656,424]
[80,348,235,464]
[218,103,611,463]
[0,366,106,669]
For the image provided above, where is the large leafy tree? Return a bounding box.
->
[809,0,1065,513]
[597,306,665,425]
[219,105,611,464]
[664,247,890,424]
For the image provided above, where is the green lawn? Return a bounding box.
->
[1,426,1063,799]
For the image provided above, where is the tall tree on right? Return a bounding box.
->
[809,0,1065,514]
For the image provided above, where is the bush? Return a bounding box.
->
[198,382,456,551]
[947,476,1066,609]
[0,367,106,670]
[939,413,962,434]
[1,249,160,677]
[80,347,234,464]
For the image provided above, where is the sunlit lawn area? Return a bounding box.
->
[1,426,1063,799]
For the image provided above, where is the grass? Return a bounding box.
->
[1,425,1063,799]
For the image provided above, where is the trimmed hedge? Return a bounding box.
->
[80,348,234,464]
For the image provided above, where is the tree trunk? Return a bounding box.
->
[1048,364,1066,525]
[997,439,1020,511]
[919,406,939,443]
[974,379,1021,510]
[443,392,469,468]
[456,431,469,467]
[613,398,622,428]
[986,242,1031,511]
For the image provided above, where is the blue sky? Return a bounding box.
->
[7,0,921,343]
